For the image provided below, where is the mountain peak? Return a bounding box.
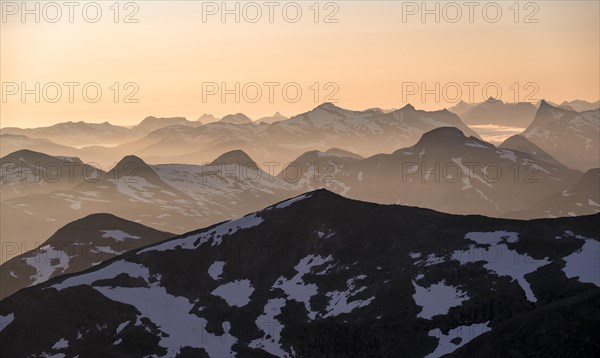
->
[211,150,256,166]
[316,102,341,111]
[401,103,415,111]
[219,113,252,125]
[414,127,468,146]
[107,155,157,181]
[422,126,465,138]
[0,149,82,164]
[485,97,503,104]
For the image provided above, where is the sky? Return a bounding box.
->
[1,0,599,128]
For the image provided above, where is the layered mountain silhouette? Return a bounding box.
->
[0,213,173,299]
[132,116,203,133]
[0,149,103,200]
[256,112,287,124]
[0,151,296,261]
[451,98,537,128]
[280,127,586,218]
[98,102,482,167]
[1,190,597,356]
[523,101,599,171]
[3,126,597,264]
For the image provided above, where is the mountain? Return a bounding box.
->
[522,101,599,171]
[447,288,600,357]
[0,190,597,357]
[280,127,582,218]
[559,99,600,113]
[114,102,481,168]
[458,98,537,128]
[0,134,80,158]
[0,213,173,299]
[219,113,253,125]
[256,112,287,124]
[1,121,137,147]
[0,150,103,200]
[132,116,202,133]
[499,134,570,169]
[447,100,477,117]
[525,168,600,218]
[197,113,220,123]
[0,152,297,262]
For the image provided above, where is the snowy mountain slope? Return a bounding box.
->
[523,101,599,171]
[0,213,173,299]
[0,149,103,200]
[280,127,583,218]
[114,103,481,167]
[0,190,598,357]
[0,151,297,263]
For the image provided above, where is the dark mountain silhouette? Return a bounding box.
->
[0,213,173,299]
[1,190,597,357]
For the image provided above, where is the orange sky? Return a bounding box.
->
[1,1,599,127]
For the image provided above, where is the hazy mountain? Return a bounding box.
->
[0,149,103,200]
[458,98,537,128]
[499,134,570,169]
[197,113,220,123]
[1,121,137,147]
[0,134,80,158]
[132,116,202,133]
[280,127,583,218]
[113,103,481,167]
[1,190,597,357]
[559,99,600,112]
[522,101,599,171]
[0,213,173,299]
[256,112,287,124]
[0,152,296,261]
[219,113,253,125]
[526,168,600,218]
[447,100,478,117]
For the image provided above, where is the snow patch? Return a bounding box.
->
[100,230,141,242]
[249,298,289,357]
[425,322,491,358]
[208,261,226,280]
[275,193,312,209]
[25,245,70,286]
[0,313,15,333]
[272,255,332,319]
[323,275,375,317]
[211,279,255,307]
[413,280,469,319]
[52,338,69,350]
[95,285,236,357]
[562,239,600,286]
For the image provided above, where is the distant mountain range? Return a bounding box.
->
[2,128,597,264]
[1,103,480,168]
[449,98,537,128]
[0,213,173,299]
[280,127,587,218]
[1,190,597,357]
[2,101,597,172]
